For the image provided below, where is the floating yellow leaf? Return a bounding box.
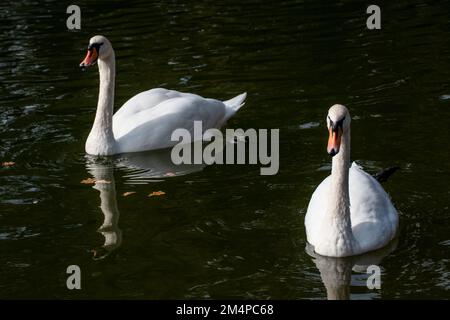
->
[2,161,15,167]
[148,191,166,197]
[80,178,111,184]
[123,191,136,197]
[80,178,96,184]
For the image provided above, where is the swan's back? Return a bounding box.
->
[113,88,202,138]
[114,95,227,153]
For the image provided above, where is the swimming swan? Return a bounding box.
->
[305,104,398,257]
[79,35,246,156]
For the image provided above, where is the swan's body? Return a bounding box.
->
[306,162,398,257]
[305,105,398,257]
[80,35,246,156]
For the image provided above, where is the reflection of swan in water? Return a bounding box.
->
[114,148,205,183]
[86,160,122,260]
[306,237,398,300]
[85,148,205,259]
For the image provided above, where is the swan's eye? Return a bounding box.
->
[328,116,345,132]
[328,116,334,128]
[87,42,104,51]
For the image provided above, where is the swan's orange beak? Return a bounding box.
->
[327,127,342,156]
[80,47,98,69]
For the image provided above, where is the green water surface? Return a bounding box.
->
[0,0,449,299]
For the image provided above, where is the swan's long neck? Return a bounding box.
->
[330,128,351,224]
[86,51,116,155]
[316,128,357,257]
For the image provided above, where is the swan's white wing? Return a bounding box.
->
[305,162,398,253]
[348,162,398,252]
[113,88,202,138]
[114,95,227,153]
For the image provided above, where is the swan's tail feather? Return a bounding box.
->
[374,166,400,183]
[221,92,246,125]
[224,92,247,113]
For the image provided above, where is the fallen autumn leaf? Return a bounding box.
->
[148,191,166,197]
[80,178,96,184]
[80,178,111,184]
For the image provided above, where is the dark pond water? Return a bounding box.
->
[0,0,449,299]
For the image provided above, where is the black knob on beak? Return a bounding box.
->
[328,148,337,157]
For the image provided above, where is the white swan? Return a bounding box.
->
[305,104,398,257]
[79,35,246,156]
